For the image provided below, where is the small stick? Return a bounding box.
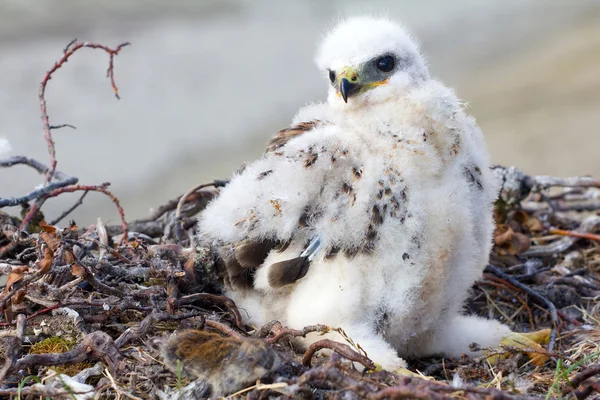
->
[174,180,228,241]
[13,331,123,373]
[533,175,600,189]
[302,338,376,370]
[0,176,78,208]
[266,324,331,344]
[21,183,128,241]
[178,293,245,330]
[115,310,204,348]
[562,363,600,396]
[39,40,129,183]
[0,314,26,383]
[50,190,89,225]
[71,263,124,297]
[205,319,244,341]
[523,215,600,257]
[548,229,600,242]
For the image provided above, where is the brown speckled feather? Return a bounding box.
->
[265,120,321,153]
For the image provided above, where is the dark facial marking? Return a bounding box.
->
[257,170,273,180]
[328,69,336,84]
[464,165,483,191]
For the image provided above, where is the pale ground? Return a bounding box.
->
[0,0,599,225]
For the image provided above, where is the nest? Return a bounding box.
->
[0,40,599,400]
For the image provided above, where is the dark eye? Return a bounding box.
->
[376,55,395,72]
[328,70,336,83]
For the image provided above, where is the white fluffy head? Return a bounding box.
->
[316,17,429,108]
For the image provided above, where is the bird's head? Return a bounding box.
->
[316,17,429,109]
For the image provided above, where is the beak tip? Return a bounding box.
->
[339,77,356,104]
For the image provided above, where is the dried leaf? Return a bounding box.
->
[3,304,13,323]
[64,249,76,264]
[490,329,551,367]
[494,225,513,246]
[511,232,531,254]
[183,253,197,283]
[512,210,528,226]
[494,225,530,255]
[12,288,27,305]
[39,220,57,234]
[525,217,543,233]
[40,231,61,253]
[71,263,87,278]
[4,266,28,293]
[37,247,54,274]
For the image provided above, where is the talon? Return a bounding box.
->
[487,329,551,366]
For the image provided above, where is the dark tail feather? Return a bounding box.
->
[234,239,276,269]
[268,257,310,288]
[220,249,255,290]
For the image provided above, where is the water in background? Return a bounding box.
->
[1,0,599,226]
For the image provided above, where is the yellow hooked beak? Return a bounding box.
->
[336,66,390,103]
[337,67,360,103]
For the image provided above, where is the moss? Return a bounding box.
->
[28,337,93,377]
[29,337,75,354]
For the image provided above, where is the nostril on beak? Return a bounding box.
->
[351,75,358,82]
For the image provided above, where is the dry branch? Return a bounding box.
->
[302,338,376,370]
[13,331,123,373]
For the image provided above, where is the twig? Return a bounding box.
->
[205,319,244,340]
[0,314,26,383]
[368,385,447,400]
[0,386,93,398]
[50,190,89,225]
[173,180,228,241]
[115,309,203,348]
[0,176,78,207]
[140,187,223,223]
[265,323,331,344]
[522,215,600,257]
[562,363,600,396]
[71,263,125,297]
[533,175,600,189]
[21,183,128,241]
[13,331,123,373]
[178,293,245,330]
[104,367,144,400]
[40,40,129,183]
[0,155,70,180]
[368,376,538,400]
[302,338,376,370]
[548,229,600,242]
[485,264,558,352]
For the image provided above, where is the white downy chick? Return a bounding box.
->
[199,16,510,370]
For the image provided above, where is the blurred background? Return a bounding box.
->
[0,0,599,226]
